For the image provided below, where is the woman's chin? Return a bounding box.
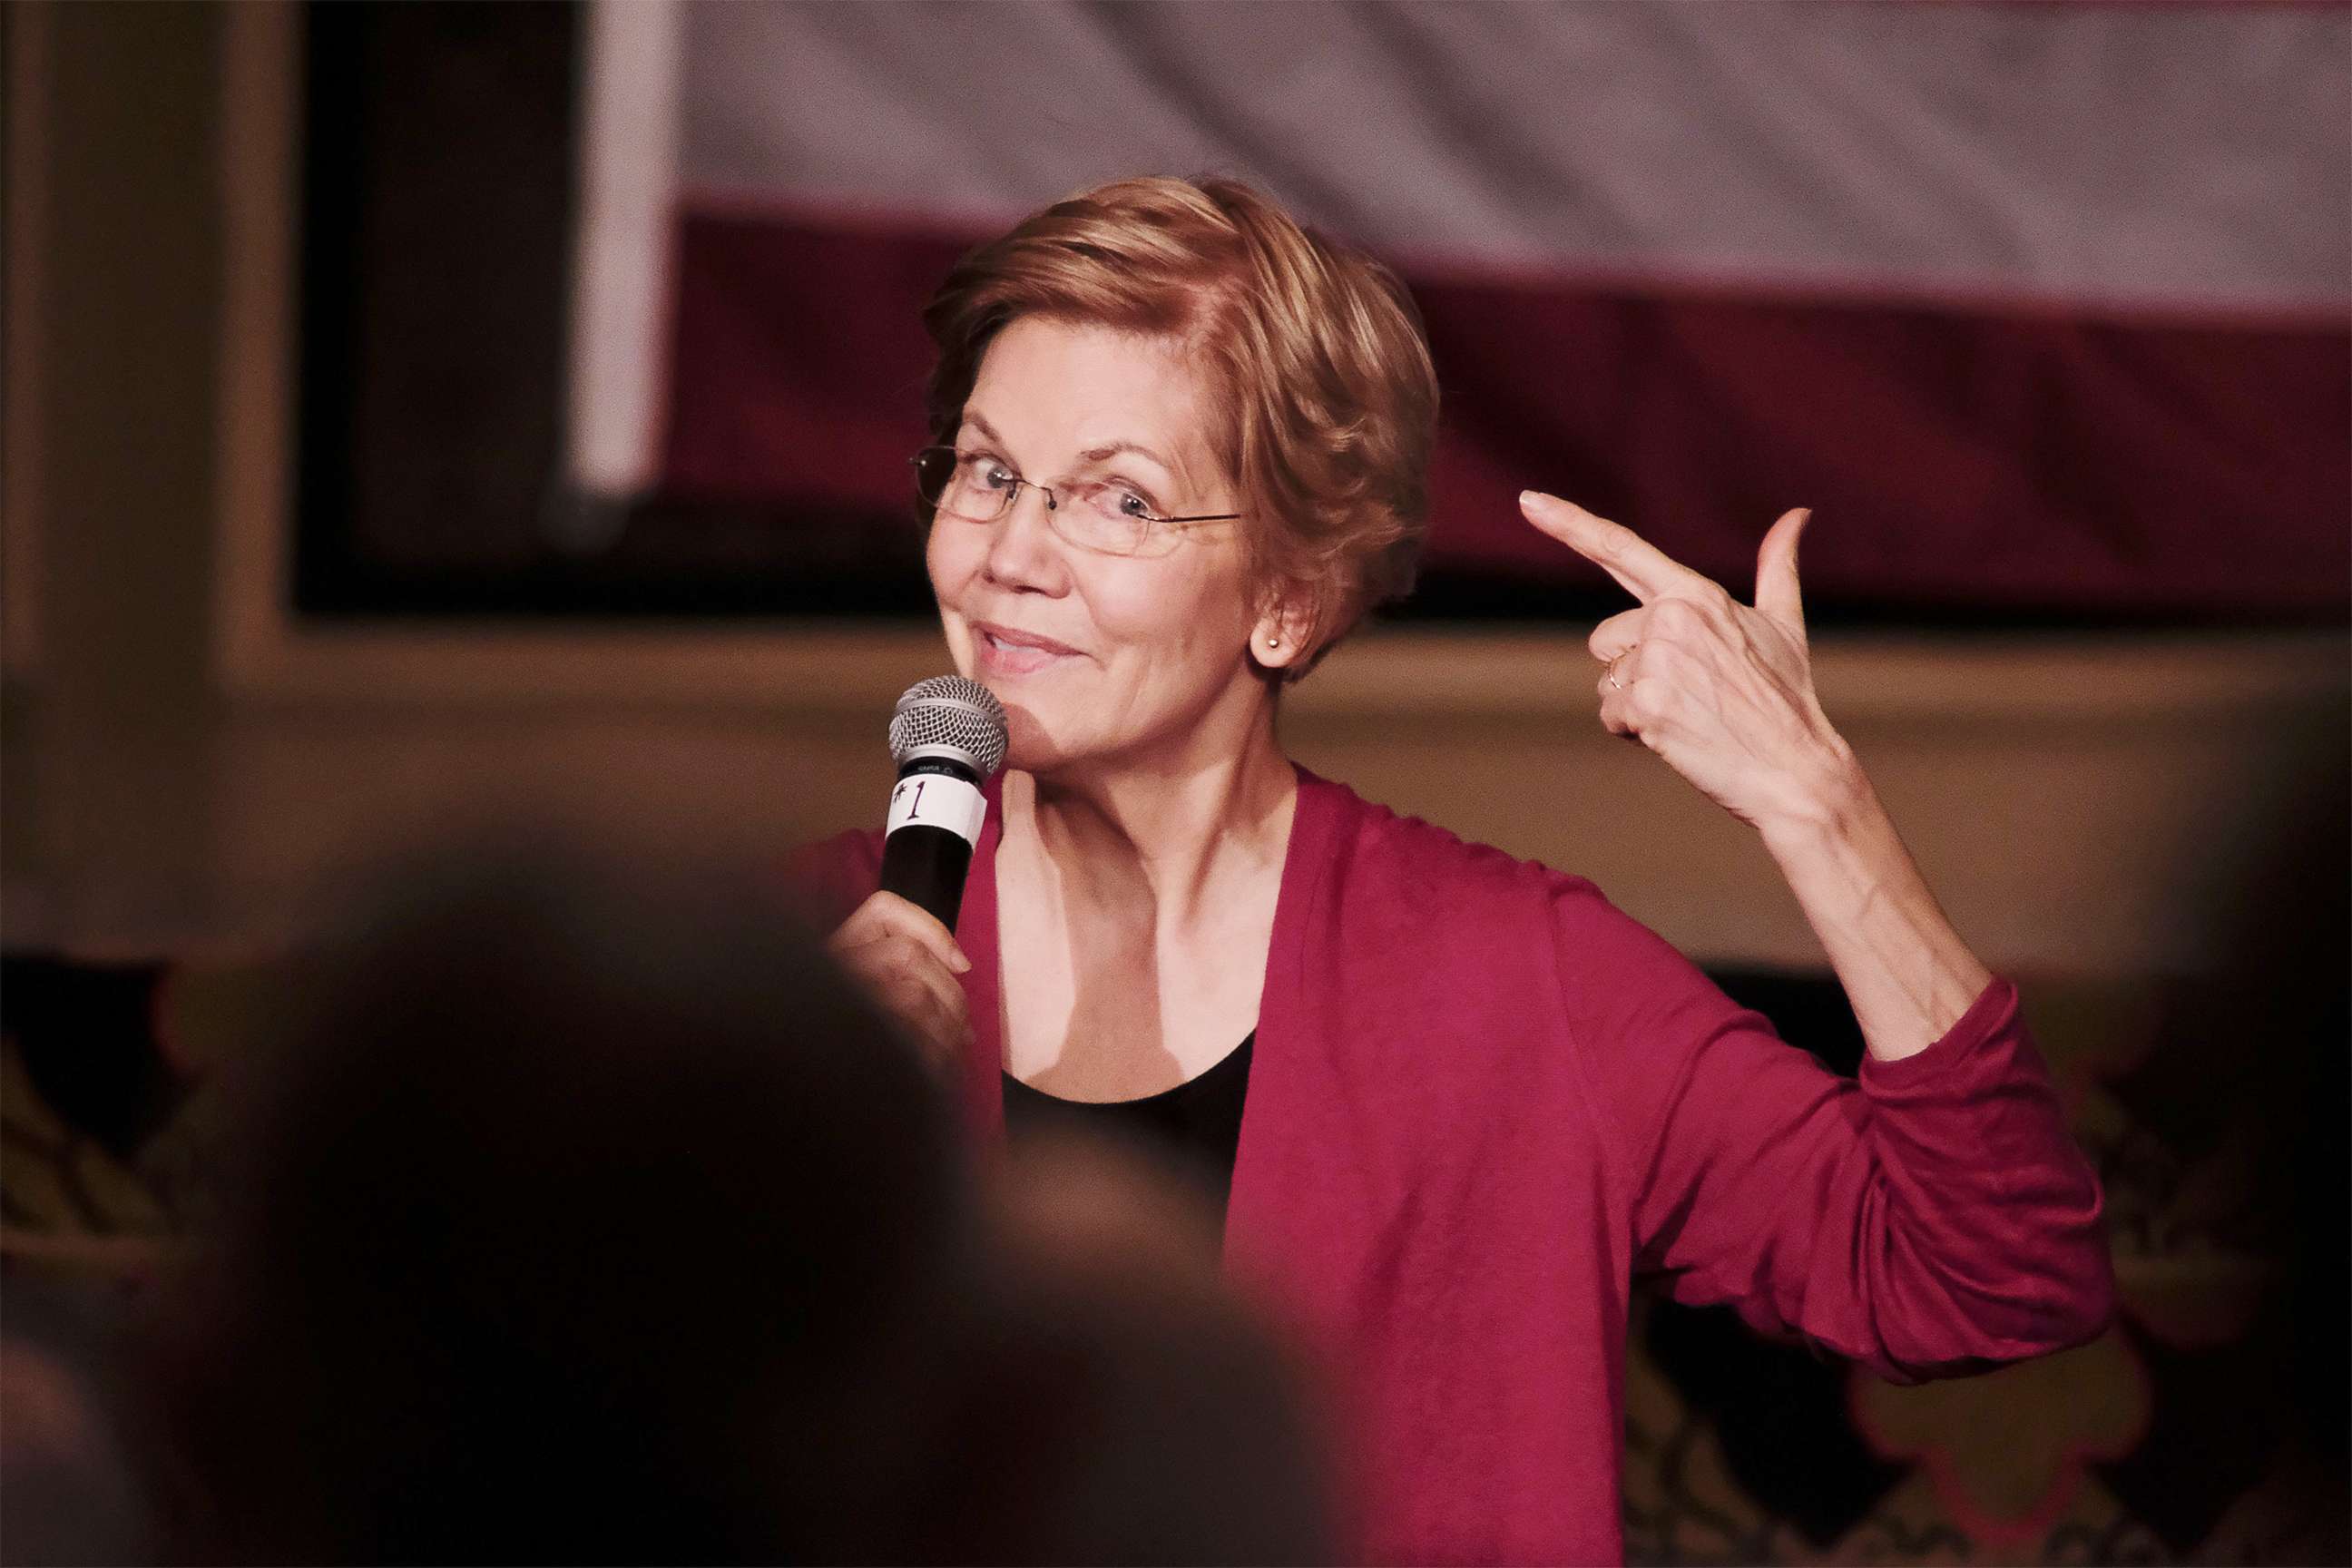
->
[997,704,1076,779]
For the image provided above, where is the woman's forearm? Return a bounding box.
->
[1759,760,1994,1063]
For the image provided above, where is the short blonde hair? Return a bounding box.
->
[921,176,1439,672]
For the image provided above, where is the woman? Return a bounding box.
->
[813,176,2112,1564]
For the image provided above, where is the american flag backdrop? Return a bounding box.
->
[566,1,2349,620]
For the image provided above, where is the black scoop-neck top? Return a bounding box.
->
[1000,1034,1254,1230]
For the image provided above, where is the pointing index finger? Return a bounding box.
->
[1520,491,1711,604]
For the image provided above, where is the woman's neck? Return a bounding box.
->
[1006,713,1297,933]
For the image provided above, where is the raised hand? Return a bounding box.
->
[1519,492,1859,838]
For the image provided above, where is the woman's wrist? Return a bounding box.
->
[1753,731,1871,857]
[1755,750,1994,1060]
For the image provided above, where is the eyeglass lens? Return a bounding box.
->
[914,448,1165,554]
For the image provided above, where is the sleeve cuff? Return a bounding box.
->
[1857,975,2019,1089]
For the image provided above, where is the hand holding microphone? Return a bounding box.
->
[828,676,1007,1070]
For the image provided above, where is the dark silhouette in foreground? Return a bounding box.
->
[141,838,1331,1563]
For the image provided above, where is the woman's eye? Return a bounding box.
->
[1115,490,1153,519]
[966,456,1015,491]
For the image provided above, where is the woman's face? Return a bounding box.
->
[927,317,1293,776]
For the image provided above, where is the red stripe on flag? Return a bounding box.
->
[662,211,2349,617]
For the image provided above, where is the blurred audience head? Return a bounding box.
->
[142,828,1331,1563]
[2,1284,154,1567]
[922,174,1439,671]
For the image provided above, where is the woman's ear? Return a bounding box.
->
[1249,585,1319,676]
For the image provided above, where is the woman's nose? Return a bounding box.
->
[981,484,1069,593]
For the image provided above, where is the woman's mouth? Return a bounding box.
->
[973,623,1080,677]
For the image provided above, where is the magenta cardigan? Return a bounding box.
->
[803,769,2114,1564]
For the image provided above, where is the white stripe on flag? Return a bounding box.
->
[679,0,2348,312]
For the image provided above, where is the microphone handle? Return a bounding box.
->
[878,824,972,934]
[878,757,987,934]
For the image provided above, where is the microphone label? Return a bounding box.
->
[885,772,986,847]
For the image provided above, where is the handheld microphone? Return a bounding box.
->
[880,675,1009,934]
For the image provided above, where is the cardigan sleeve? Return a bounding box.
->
[1551,882,2114,1382]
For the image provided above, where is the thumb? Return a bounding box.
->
[1754,507,1809,632]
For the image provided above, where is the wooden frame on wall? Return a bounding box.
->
[209,5,2344,720]
[212,0,950,712]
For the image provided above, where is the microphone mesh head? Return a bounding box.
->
[888,675,1009,778]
